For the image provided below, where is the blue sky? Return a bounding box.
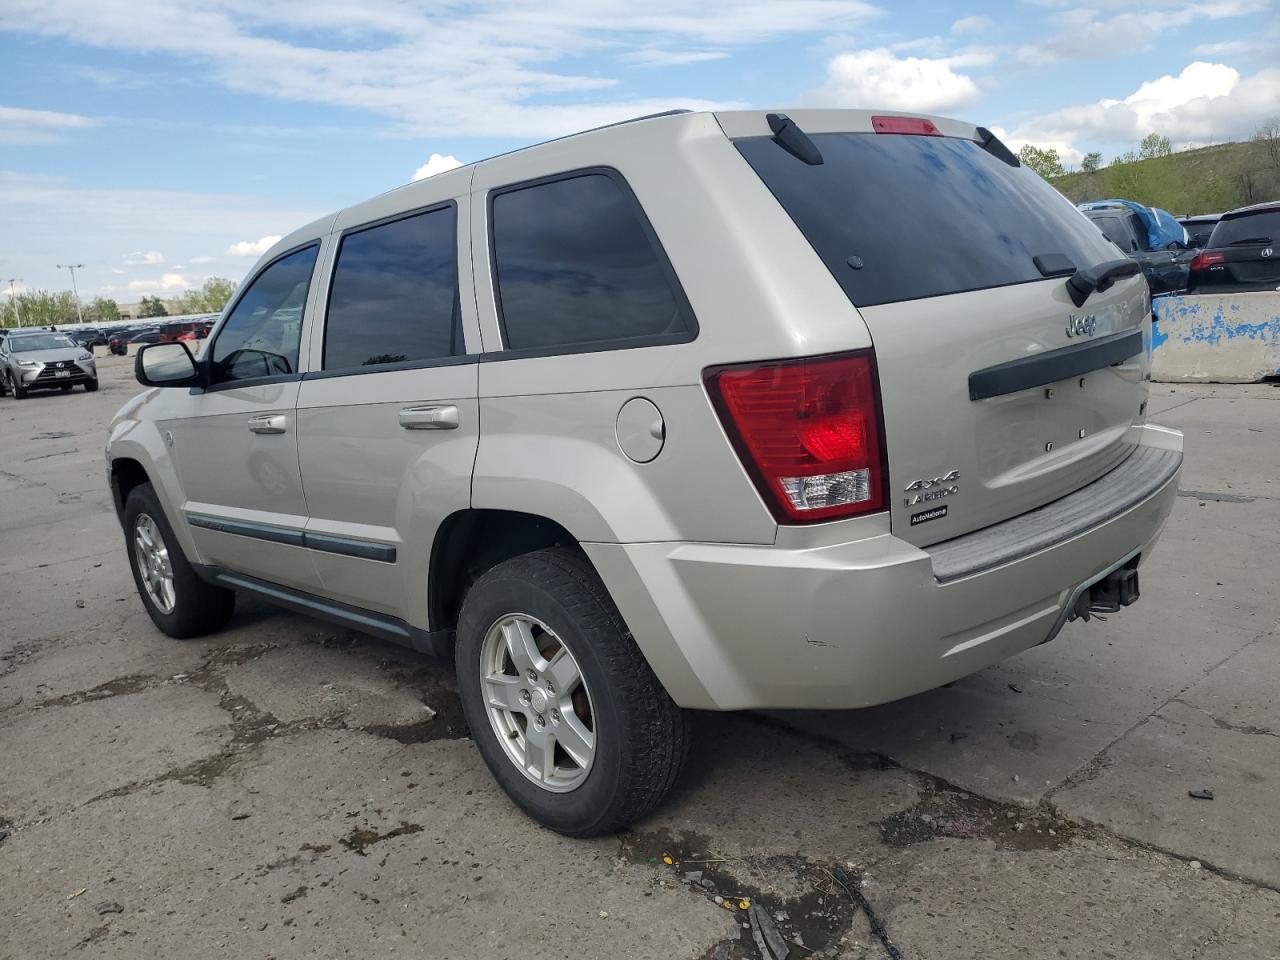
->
[2,0,1278,302]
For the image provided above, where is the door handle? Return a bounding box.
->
[399,404,459,430]
[247,414,288,434]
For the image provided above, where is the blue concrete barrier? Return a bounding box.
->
[1151,292,1280,382]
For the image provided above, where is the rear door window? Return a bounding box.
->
[1090,215,1138,253]
[324,205,460,370]
[736,133,1117,307]
[489,171,693,352]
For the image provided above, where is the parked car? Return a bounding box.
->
[0,330,98,398]
[107,109,1183,835]
[70,327,109,350]
[1178,214,1221,249]
[1187,201,1280,294]
[1078,199,1190,294]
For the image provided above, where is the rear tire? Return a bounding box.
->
[456,546,690,836]
[123,482,235,638]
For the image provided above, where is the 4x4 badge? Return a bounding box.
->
[904,469,959,507]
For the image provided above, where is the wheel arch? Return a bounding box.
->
[109,456,152,523]
[428,508,579,633]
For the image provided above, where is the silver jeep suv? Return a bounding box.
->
[107,109,1182,835]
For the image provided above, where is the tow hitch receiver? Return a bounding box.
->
[1070,558,1140,622]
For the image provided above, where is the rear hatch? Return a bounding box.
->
[1204,207,1280,291]
[728,111,1150,546]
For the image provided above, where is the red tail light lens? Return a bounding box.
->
[705,351,888,523]
[872,115,942,136]
[1189,251,1224,271]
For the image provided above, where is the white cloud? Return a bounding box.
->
[0,0,877,138]
[225,235,282,256]
[0,104,97,144]
[621,49,731,67]
[127,272,190,292]
[950,15,993,33]
[189,254,216,264]
[805,48,985,113]
[1016,2,1265,64]
[123,250,164,265]
[411,153,462,181]
[1009,62,1280,160]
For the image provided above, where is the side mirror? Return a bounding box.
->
[136,341,200,388]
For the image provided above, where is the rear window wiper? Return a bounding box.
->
[1066,258,1141,307]
[1226,236,1272,245]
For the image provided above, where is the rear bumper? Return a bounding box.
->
[587,423,1183,711]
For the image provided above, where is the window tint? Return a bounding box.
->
[210,245,317,384]
[1210,209,1280,246]
[737,133,1118,307]
[1089,215,1136,252]
[324,205,460,370]
[491,172,691,351]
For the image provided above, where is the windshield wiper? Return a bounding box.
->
[1227,236,1272,245]
[1066,258,1141,307]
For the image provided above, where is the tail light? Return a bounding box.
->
[1189,251,1224,271]
[705,351,888,523]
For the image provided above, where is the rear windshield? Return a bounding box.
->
[1210,209,1280,246]
[736,132,1117,307]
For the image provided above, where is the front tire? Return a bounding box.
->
[12,377,26,399]
[456,546,690,836]
[84,378,98,392]
[124,482,235,638]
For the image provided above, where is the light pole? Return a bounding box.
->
[4,278,22,327]
[57,263,86,324]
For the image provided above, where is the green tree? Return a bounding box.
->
[1080,152,1103,173]
[1138,133,1172,160]
[0,289,80,327]
[138,295,169,318]
[1017,144,1065,179]
[177,277,236,314]
[87,297,121,322]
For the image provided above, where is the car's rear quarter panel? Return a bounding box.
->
[469,112,881,547]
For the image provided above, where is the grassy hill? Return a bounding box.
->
[1051,139,1278,217]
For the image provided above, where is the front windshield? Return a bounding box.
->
[8,334,77,352]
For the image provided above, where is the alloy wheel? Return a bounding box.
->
[133,513,176,614]
[479,613,596,793]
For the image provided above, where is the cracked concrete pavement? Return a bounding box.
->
[2,353,1278,959]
